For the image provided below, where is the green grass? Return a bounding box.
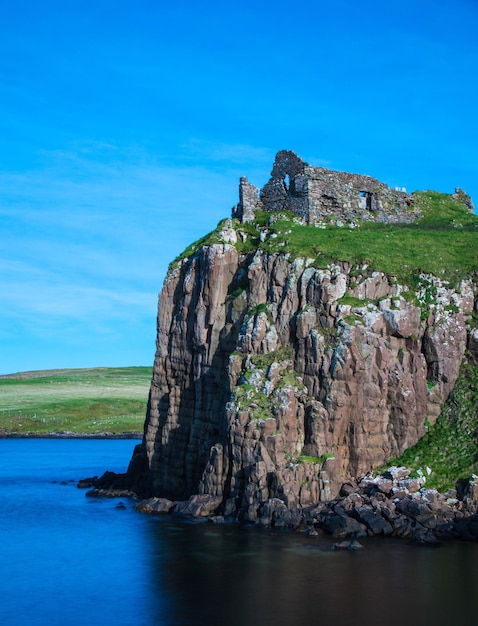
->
[384,362,478,492]
[259,192,478,286]
[0,367,152,436]
[337,294,372,307]
[297,453,335,465]
[173,191,478,289]
[249,346,294,369]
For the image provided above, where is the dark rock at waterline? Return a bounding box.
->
[322,512,367,539]
[86,488,138,499]
[255,499,304,529]
[77,476,98,489]
[171,495,223,518]
[453,515,478,541]
[78,467,152,499]
[410,527,442,547]
[135,497,175,515]
[352,506,394,536]
[134,494,223,518]
[87,464,478,545]
[332,539,365,551]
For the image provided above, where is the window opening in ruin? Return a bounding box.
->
[358,190,372,211]
[284,174,290,191]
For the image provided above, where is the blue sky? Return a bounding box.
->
[1,0,477,374]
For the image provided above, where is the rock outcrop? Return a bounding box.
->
[118,151,477,530]
[129,244,473,518]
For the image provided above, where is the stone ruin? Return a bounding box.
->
[232,149,421,225]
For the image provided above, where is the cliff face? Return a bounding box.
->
[126,152,477,525]
[134,238,474,523]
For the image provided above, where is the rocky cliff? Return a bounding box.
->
[124,152,478,528]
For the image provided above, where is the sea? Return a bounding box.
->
[0,438,477,626]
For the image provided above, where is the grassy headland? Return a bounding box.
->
[0,367,152,437]
[173,191,478,287]
[172,188,478,491]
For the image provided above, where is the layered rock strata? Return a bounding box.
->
[124,235,474,525]
[101,151,477,531]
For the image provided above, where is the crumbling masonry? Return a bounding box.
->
[233,150,421,225]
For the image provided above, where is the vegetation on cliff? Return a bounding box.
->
[166,186,478,498]
[387,362,478,492]
[172,190,478,286]
[0,367,152,436]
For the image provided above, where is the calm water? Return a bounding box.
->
[0,439,477,626]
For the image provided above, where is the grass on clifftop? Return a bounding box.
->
[384,362,478,492]
[0,367,152,436]
[258,192,478,286]
[172,191,478,287]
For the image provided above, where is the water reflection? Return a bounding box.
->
[1,440,476,626]
[144,518,478,626]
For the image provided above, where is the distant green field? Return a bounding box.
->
[0,367,152,436]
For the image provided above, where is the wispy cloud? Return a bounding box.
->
[0,139,272,372]
[1,279,153,320]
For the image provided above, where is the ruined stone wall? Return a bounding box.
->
[232,177,260,223]
[304,165,419,224]
[234,150,421,224]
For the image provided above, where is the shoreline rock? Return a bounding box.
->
[83,466,478,544]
